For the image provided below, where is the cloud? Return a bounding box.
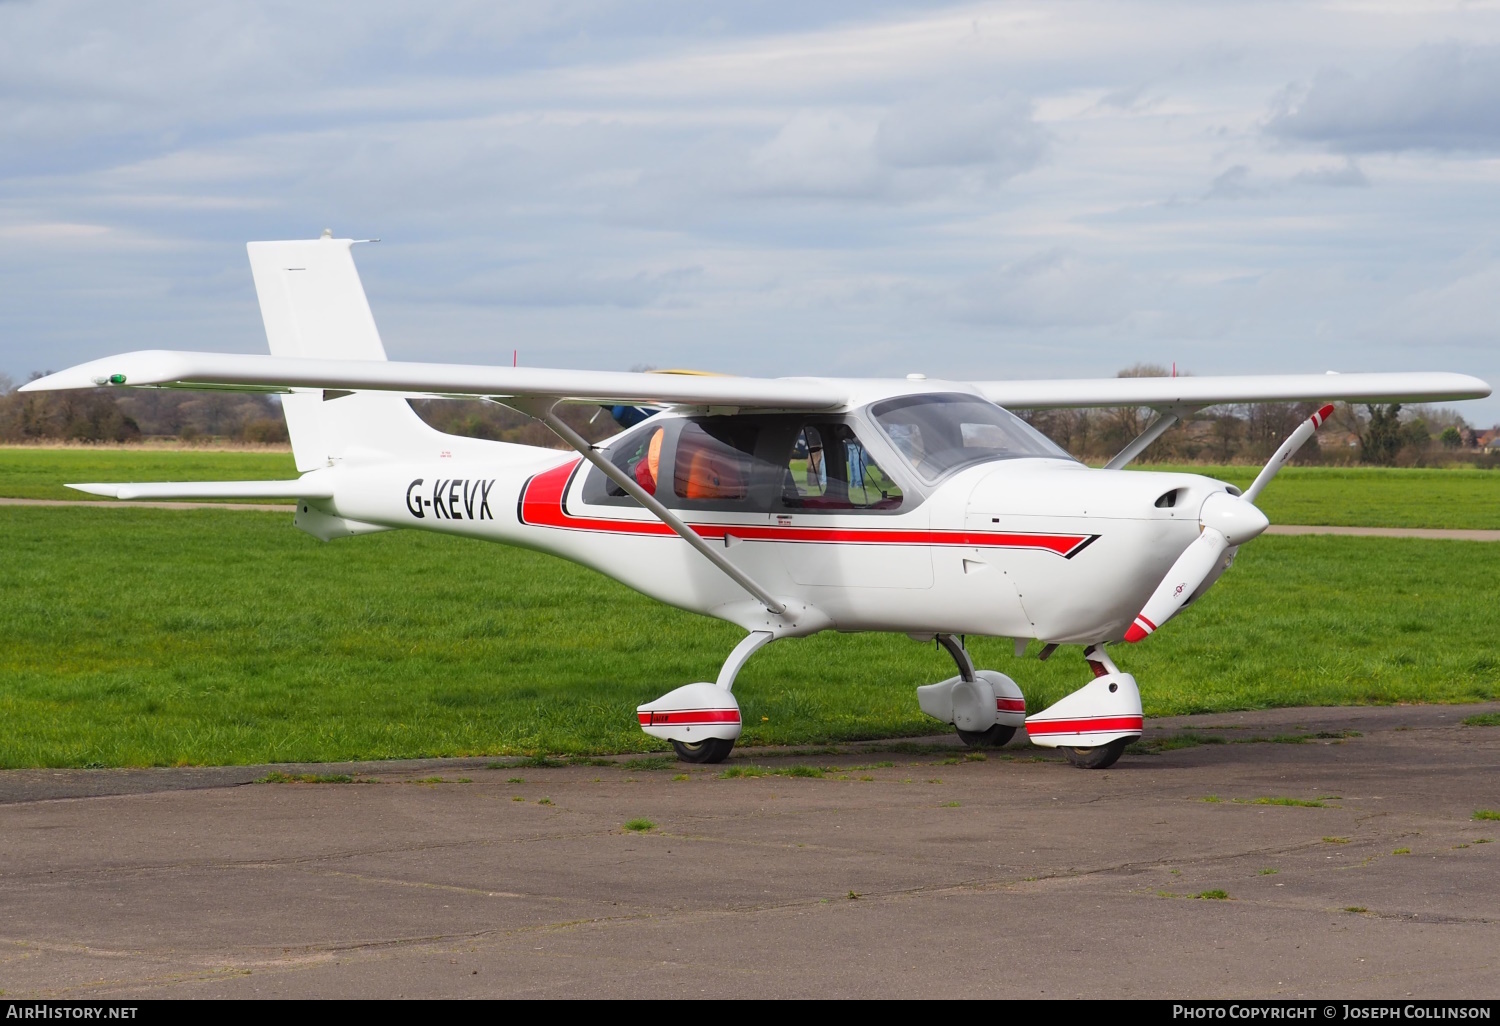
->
[875,90,1046,173]
[1373,262,1500,350]
[447,264,705,309]
[1205,165,1256,200]
[748,110,884,197]
[0,222,110,242]
[1266,43,1500,153]
[1,1,1498,425]
[954,250,1138,328]
[1290,159,1368,188]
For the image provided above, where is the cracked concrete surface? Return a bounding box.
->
[1,703,1497,998]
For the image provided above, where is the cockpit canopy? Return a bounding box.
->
[869,393,1073,482]
[583,392,1072,514]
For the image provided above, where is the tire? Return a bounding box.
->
[956,724,1017,749]
[671,737,736,764]
[1061,737,1131,769]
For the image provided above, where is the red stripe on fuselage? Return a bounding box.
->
[519,460,1095,556]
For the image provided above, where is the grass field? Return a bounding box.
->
[1,505,1495,768]
[4,448,1496,528]
[1131,464,1500,530]
[0,447,296,501]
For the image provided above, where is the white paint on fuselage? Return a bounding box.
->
[319,428,1234,646]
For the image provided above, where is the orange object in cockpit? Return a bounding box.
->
[675,433,747,500]
[634,428,664,493]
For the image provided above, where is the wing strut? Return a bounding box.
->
[1103,406,1199,471]
[517,400,787,616]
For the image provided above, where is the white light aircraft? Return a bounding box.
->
[23,236,1492,768]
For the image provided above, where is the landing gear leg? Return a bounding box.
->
[638,631,777,765]
[937,634,1017,749]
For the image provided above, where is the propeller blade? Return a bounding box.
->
[1243,403,1335,504]
[1124,528,1230,642]
[1124,405,1333,644]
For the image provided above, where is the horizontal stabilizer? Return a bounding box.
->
[67,480,332,501]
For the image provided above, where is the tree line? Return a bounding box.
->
[2,365,1493,467]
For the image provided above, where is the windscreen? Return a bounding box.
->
[870,393,1073,481]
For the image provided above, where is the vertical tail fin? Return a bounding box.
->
[248,235,438,470]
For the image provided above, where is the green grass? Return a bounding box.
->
[1463,713,1500,726]
[1,506,1498,768]
[1474,810,1500,822]
[257,772,355,784]
[0,447,297,501]
[623,818,655,832]
[1232,796,1330,808]
[1140,732,1228,753]
[719,764,825,779]
[1132,464,1500,530]
[1195,890,1230,900]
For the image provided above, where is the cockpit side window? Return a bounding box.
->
[604,423,664,496]
[673,421,755,502]
[780,423,902,511]
[578,418,671,507]
[580,414,914,513]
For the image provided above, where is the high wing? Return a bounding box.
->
[17,350,845,409]
[19,349,1489,410]
[976,373,1490,410]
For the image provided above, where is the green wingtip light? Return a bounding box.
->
[108,373,127,385]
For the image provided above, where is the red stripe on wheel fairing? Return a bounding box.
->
[637,709,742,726]
[519,460,1097,556]
[997,697,1026,712]
[1026,715,1144,736]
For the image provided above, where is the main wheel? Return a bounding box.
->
[671,737,736,764]
[956,724,1016,749]
[1060,737,1131,769]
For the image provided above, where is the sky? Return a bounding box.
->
[2,0,1498,424]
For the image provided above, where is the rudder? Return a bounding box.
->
[248,234,437,470]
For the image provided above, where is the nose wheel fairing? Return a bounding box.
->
[637,682,744,745]
[1024,673,1143,749]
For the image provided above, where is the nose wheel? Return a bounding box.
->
[671,737,736,764]
[957,724,1016,749]
[1059,737,1129,769]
